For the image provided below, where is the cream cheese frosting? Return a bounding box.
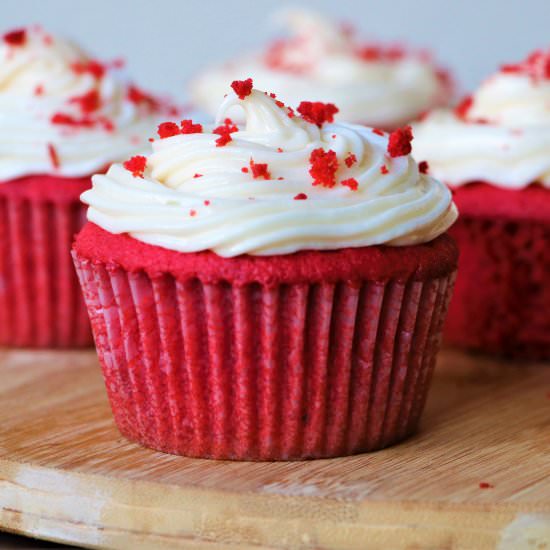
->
[413,49,550,188]
[0,26,172,181]
[83,83,457,257]
[189,10,451,129]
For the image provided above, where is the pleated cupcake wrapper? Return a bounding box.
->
[0,196,92,347]
[73,252,456,460]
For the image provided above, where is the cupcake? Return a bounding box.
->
[0,26,173,347]
[413,49,550,359]
[189,9,452,130]
[73,79,458,460]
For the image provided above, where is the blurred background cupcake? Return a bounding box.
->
[189,9,453,130]
[0,25,175,348]
[413,49,550,359]
[73,80,458,460]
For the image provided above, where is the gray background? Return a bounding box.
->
[2,0,549,102]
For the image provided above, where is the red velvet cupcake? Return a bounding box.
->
[414,49,550,359]
[0,26,173,347]
[73,81,458,460]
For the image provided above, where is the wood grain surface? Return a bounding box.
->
[0,348,549,549]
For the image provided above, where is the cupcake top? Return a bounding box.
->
[189,10,451,129]
[413,49,550,189]
[0,26,174,181]
[83,79,457,258]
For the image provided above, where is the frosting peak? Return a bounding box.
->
[83,84,457,257]
[0,26,172,181]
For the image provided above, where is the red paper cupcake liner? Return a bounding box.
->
[445,215,550,359]
[73,251,456,460]
[0,177,93,347]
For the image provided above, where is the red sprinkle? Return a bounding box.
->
[387,126,414,158]
[297,101,339,127]
[418,160,429,174]
[193,173,203,178]
[309,148,339,188]
[123,155,147,178]
[479,482,494,489]
[231,78,254,99]
[341,178,358,191]
[69,90,101,114]
[180,119,203,134]
[71,60,106,80]
[250,159,271,180]
[455,96,473,119]
[380,165,389,175]
[189,209,197,217]
[157,121,181,139]
[3,29,27,47]
[294,193,308,200]
[47,143,59,169]
[345,153,357,168]
[372,128,385,136]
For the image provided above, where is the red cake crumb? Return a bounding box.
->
[180,119,203,134]
[380,165,389,175]
[277,147,283,153]
[455,96,473,119]
[241,167,249,173]
[69,90,101,114]
[47,143,59,169]
[213,119,238,147]
[51,113,97,129]
[501,50,550,80]
[34,84,44,96]
[341,178,358,191]
[249,159,271,180]
[372,128,385,136]
[204,200,210,206]
[71,60,106,80]
[297,101,339,127]
[231,78,254,99]
[418,161,429,174]
[309,148,338,188]
[277,177,284,180]
[127,85,160,111]
[193,174,203,178]
[157,122,181,139]
[294,193,308,200]
[123,155,147,178]
[345,153,357,168]
[357,44,405,62]
[479,482,494,489]
[387,126,413,157]
[189,209,197,217]
[99,116,114,132]
[3,29,26,47]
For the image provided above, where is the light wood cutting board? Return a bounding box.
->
[0,348,549,549]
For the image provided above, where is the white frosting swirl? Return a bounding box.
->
[83,88,456,257]
[413,57,550,188]
[189,10,450,129]
[0,26,168,181]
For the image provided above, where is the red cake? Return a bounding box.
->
[73,81,458,459]
[413,49,550,359]
[0,26,171,347]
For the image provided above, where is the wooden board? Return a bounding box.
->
[0,348,549,550]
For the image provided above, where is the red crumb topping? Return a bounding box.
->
[387,126,414,157]
[47,143,59,169]
[69,90,101,114]
[501,49,550,80]
[34,84,44,96]
[180,119,203,134]
[356,44,406,63]
[418,160,429,174]
[345,153,357,168]
[157,121,181,139]
[372,128,385,136]
[341,178,358,191]
[277,147,283,153]
[287,106,296,118]
[123,155,147,178]
[294,193,308,200]
[454,96,473,119]
[309,148,339,188]
[189,209,197,217]
[250,159,271,180]
[213,119,238,147]
[50,113,99,128]
[231,78,254,99]
[204,200,210,206]
[241,167,249,173]
[297,101,339,127]
[71,60,106,80]
[193,173,203,178]
[127,85,160,111]
[479,482,494,489]
[3,29,27,47]
[380,165,389,175]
